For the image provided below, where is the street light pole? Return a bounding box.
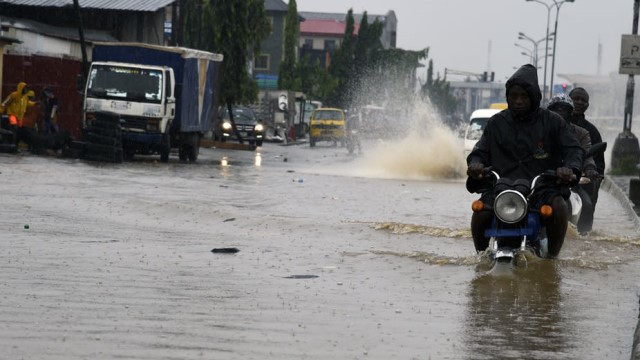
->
[517,33,551,71]
[515,43,535,65]
[526,0,553,103]
[549,0,575,98]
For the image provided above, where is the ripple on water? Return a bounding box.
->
[369,221,640,270]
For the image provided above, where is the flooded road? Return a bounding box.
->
[1,135,639,359]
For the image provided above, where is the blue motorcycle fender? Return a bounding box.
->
[484,213,543,238]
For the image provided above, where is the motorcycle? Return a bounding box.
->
[469,170,562,268]
[468,142,608,269]
[345,128,360,155]
[567,142,607,230]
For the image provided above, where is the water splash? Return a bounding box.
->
[355,99,467,180]
[371,221,470,238]
[372,249,480,266]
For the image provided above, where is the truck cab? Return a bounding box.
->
[83,62,176,161]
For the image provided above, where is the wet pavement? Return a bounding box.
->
[1,136,640,360]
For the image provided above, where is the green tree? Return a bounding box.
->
[278,0,299,90]
[181,0,269,143]
[182,0,269,106]
[352,13,383,107]
[422,59,458,116]
[296,55,338,104]
[329,9,356,108]
[353,13,382,78]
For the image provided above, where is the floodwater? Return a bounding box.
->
[1,129,639,359]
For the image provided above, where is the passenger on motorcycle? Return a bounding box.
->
[547,94,599,235]
[466,64,583,258]
[569,87,605,232]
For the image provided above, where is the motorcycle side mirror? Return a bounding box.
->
[585,142,607,158]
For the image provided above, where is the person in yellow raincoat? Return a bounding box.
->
[1,82,37,144]
[20,90,39,129]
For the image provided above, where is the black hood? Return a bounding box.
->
[505,64,542,112]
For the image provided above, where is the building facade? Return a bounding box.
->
[253,0,289,89]
[297,10,396,70]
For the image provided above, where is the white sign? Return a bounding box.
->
[620,34,640,75]
[278,93,288,111]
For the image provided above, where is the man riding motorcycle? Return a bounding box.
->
[547,94,599,235]
[466,64,583,258]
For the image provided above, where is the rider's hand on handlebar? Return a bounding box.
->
[584,168,599,182]
[467,163,485,179]
[556,166,575,184]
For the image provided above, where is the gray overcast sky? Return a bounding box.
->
[296,0,631,84]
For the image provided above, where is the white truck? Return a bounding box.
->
[82,42,223,162]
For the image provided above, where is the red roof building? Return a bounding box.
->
[298,11,396,69]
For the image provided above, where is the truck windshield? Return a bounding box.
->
[87,65,163,103]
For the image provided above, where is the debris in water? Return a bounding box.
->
[24,224,29,229]
[211,247,240,254]
[284,275,318,279]
[223,218,236,222]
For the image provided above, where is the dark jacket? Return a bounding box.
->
[570,113,605,175]
[467,64,583,181]
[568,122,597,172]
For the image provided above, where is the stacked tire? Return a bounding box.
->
[83,111,123,163]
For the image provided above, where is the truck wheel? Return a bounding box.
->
[160,148,170,162]
[309,138,316,147]
[188,145,199,162]
[160,135,170,163]
[179,147,187,161]
[123,146,135,160]
[187,133,200,162]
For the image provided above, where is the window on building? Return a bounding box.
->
[268,17,274,34]
[324,40,336,51]
[255,54,270,70]
[303,39,313,49]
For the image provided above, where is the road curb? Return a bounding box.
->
[601,176,640,232]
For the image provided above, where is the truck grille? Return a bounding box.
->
[120,116,148,131]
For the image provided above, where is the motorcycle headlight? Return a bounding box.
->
[254,123,264,132]
[494,190,528,224]
[222,122,232,130]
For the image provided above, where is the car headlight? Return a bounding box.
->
[222,122,232,130]
[254,123,264,132]
[493,190,528,224]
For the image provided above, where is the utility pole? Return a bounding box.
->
[73,0,89,79]
[612,0,640,174]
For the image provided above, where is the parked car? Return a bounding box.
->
[308,108,346,147]
[463,108,503,157]
[215,106,264,147]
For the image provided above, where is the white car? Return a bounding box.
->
[463,108,503,158]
